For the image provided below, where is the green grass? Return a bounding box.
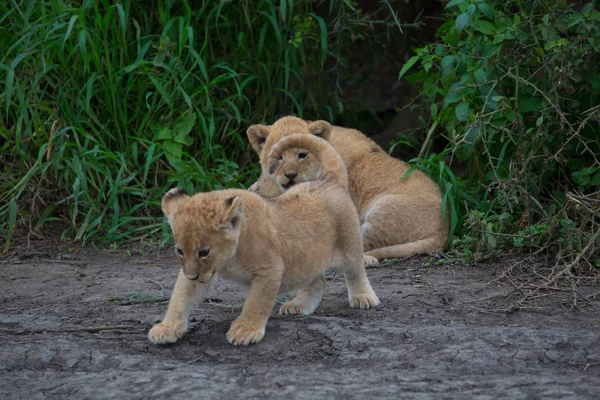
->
[1,0,392,250]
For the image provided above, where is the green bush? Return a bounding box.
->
[402,0,600,263]
[0,0,379,250]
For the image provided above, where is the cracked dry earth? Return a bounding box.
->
[1,247,599,399]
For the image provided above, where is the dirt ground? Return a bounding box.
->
[1,243,599,400]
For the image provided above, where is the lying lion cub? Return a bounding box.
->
[148,143,380,346]
[248,116,449,263]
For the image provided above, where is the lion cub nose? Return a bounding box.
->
[284,171,298,179]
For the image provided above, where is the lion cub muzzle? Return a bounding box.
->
[186,272,200,281]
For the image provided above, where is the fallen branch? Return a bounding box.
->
[108,296,171,305]
[0,324,136,335]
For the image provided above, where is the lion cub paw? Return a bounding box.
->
[279,294,320,315]
[363,255,379,267]
[148,321,187,344]
[226,319,265,346]
[279,301,314,315]
[350,292,381,310]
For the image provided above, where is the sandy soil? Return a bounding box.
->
[1,246,599,399]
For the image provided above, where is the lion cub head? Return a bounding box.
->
[161,188,243,282]
[247,116,332,196]
[267,145,323,190]
[246,116,332,163]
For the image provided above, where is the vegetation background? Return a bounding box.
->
[1,0,599,275]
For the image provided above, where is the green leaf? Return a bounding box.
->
[152,127,173,141]
[455,102,470,121]
[173,113,196,146]
[398,55,420,80]
[446,0,464,8]
[430,103,439,118]
[455,12,470,33]
[536,116,544,127]
[582,3,594,14]
[474,68,487,83]
[505,110,517,122]
[465,124,479,145]
[161,141,183,158]
[444,83,463,106]
[401,166,418,180]
[311,14,328,66]
[477,3,494,19]
[441,55,455,78]
[62,15,79,48]
[567,14,584,27]
[591,171,600,186]
[279,0,287,21]
[467,4,476,16]
[519,97,543,113]
[472,20,495,35]
[481,43,502,57]
[149,75,173,109]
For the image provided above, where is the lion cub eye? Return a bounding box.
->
[198,249,210,258]
[176,248,184,257]
[277,155,283,161]
[298,152,308,160]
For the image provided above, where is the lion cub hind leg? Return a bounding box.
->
[279,274,325,315]
[361,194,446,262]
[340,256,381,309]
[363,254,379,267]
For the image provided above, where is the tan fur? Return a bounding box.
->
[267,134,348,191]
[148,181,380,347]
[247,116,449,263]
[266,134,379,267]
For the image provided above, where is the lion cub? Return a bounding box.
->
[248,116,449,263]
[148,158,380,346]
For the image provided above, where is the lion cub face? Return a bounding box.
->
[162,188,243,282]
[268,147,322,190]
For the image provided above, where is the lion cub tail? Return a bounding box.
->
[268,133,348,188]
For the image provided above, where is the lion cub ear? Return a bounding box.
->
[161,187,189,226]
[308,121,332,142]
[247,124,270,155]
[217,196,243,231]
[308,121,331,142]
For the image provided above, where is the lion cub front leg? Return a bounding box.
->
[279,274,325,315]
[148,269,208,344]
[227,269,282,346]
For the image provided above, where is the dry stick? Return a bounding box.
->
[111,296,225,306]
[504,275,526,296]
[111,296,171,305]
[585,291,600,301]
[515,226,600,308]
[568,362,600,372]
[475,258,526,293]
[418,120,439,159]
[0,325,136,335]
[181,356,204,366]
[144,278,165,294]
[39,258,89,265]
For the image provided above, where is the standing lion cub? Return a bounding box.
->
[148,141,380,346]
[248,116,449,263]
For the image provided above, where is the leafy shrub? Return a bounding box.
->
[401,0,600,264]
